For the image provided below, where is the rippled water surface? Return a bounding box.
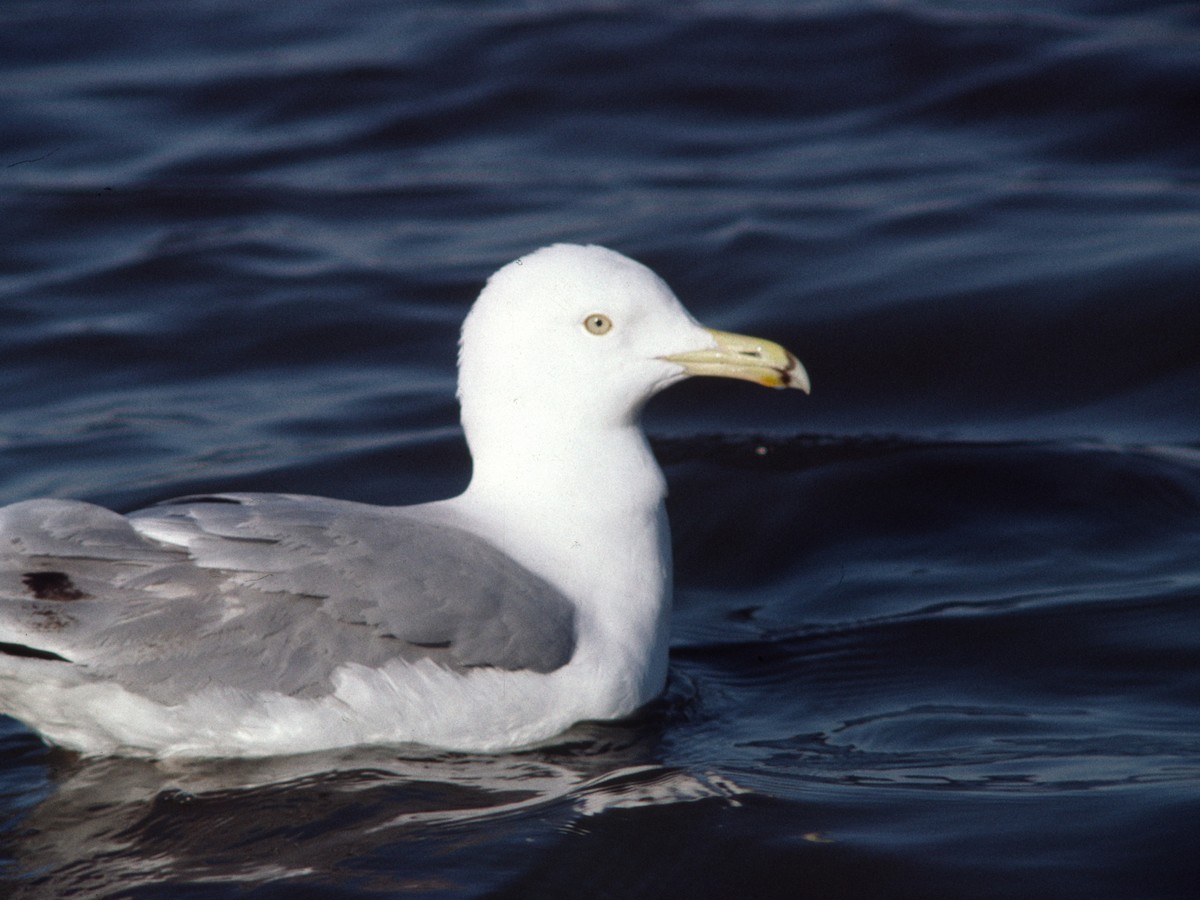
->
[2,1,1199,897]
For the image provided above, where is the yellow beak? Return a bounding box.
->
[662,328,811,393]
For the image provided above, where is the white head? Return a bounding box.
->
[459,245,708,431]
[456,244,808,501]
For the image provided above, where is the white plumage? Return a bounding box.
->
[0,244,807,757]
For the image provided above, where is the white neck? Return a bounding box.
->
[449,420,673,704]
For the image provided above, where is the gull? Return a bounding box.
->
[0,244,808,757]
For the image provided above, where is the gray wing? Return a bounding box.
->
[0,494,576,703]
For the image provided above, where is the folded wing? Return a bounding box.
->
[0,494,576,704]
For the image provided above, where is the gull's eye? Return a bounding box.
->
[583,313,613,335]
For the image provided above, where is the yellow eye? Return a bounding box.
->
[584,313,613,335]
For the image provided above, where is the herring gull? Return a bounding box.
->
[0,244,808,757]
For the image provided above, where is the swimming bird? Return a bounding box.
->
[0,244,808,757]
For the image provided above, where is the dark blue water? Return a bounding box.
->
[2,1,1199,896]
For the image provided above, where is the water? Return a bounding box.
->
[2,0,1199,896]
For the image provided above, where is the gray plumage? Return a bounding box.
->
[0,493,576,705]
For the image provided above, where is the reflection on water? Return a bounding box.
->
[6,711,750,896]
